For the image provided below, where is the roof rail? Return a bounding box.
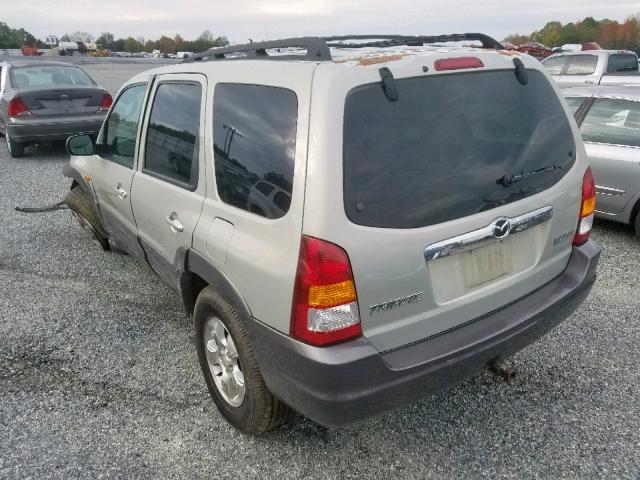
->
[323,33,504,50]
[184,37,331,62]
[183,33,503,63]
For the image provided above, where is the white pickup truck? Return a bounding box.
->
[542,50,640,88]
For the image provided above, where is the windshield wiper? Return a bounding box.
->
[498,165,563,187]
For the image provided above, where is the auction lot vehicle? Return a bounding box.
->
[564,86,640,238]
[542,50,640,88]
[0,60,112,158]
[63,34,601,434]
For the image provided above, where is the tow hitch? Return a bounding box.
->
[488,358,517,384]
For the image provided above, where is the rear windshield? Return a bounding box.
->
[10,65,94,88]
[343,69,576,229]
[607,54,639,73]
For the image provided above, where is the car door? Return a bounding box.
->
[91,82,148,257]
[579,97,640,216]
[130,74,207,289]
[560,55,600,88]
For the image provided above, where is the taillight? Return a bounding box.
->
[98,93,113,112]
[574,167,596,246]
[434,57,484,71]
[290,236,361,346]
[8,97,31,117]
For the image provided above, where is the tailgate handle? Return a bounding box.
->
[424,206,553,262]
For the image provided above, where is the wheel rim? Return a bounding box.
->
[204,316,245,407]
[6,131,11,153]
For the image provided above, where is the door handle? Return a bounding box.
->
[165,213,184,233]
[114,184,127,199]
[584,80,595,84]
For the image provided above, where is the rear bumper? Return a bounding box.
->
[6,114,105,142]
[246,241,601,427]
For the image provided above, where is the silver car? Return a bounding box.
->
[0,60,111,158]
[542,50,639,88]
[564,86,640,237]
[62,35,600,434]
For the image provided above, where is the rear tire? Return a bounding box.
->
[6,132,24,158]
[65,186,110,250]
[194,287,293,434]
[634,211,640,241]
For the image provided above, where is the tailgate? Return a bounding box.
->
[20,86,105,117]
[305,57,585,353]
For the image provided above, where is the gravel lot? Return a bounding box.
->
[1,62,639,479]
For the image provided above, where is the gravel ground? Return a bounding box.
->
[0,64,639,479]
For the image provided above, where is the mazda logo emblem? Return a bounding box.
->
[492,218,511,239]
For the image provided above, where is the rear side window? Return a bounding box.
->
[581,98,640,147]
[343,69,576,229]
[565,55,598,75]
[103,83,146,168]
[11,65,94,88]
[213,83,297,219]
[144,82,202,188]
[542,56,567,75]
[607,54,638,73]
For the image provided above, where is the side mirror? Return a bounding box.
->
[66,134,94,156]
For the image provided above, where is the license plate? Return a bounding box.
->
[461,241,513,288]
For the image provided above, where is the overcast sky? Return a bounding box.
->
[4,0,640,43]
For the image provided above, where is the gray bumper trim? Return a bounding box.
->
[245,241,600,427]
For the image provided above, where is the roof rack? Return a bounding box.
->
[183,33,504,63]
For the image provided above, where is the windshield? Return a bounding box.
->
[10,65,94,89]
[343,69,576,229]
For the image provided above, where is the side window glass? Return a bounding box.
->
[542,56,567,75]
[213,84,298,219]
[144,82,202,188]
[565,97,586,115]
[103,84,146,168]
[581,98,640,147]
[565,55,598,75]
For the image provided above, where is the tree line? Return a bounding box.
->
[0,21,228,53]
[504,15,640,51]
[62,30,228,53]
[0,22,43,48]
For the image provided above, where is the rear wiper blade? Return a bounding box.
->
[498,165,562,187]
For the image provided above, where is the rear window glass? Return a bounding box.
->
[607,54,639,73]
[343,69,576,229]
[581,98,640,147]
[11,65,94,88]
[542,56,567,75]
[565,55,598,75]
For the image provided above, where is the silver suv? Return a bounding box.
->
[63,34,601,434]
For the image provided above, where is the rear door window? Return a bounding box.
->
[343,69,576,229]
[542,56,567,75]
[213,83,297,219]
[565,55,598,75]
[607,54,639,73]
[580,98,640,147]
[144,82,202,188]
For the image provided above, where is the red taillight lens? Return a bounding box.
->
[98,93,113,112]
[8,97,30,117]
[574,167,596,246]
[290,236,361,346]
[434,57,484,71]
